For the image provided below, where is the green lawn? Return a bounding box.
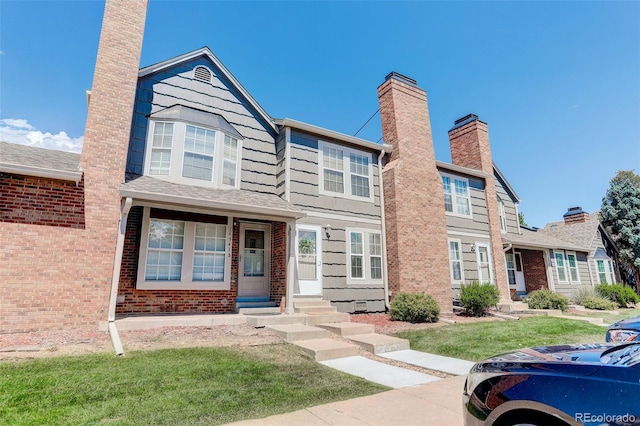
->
[0,345,387,426]
[568,308,640,325]
[396,316,607,362]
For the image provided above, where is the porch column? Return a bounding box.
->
[285,220,296,314]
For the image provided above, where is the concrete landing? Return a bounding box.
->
[318,322,375,336]
[304,312,351,326]
[347,333,410,354]
[293,338,360,361]
[320,356,440,389]
[267,324,328,342]
[380,349,474,376]
[244,313,307,328]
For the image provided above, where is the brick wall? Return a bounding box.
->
[0,173,85,228]
[448,117,511,301]
[378,74,452,312]
[270,222,287,306]
[0,0,148,333]
[520,249,549,293]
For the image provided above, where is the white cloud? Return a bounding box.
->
[0,118,83,153]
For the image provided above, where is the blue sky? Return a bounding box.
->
[1,0,638,228]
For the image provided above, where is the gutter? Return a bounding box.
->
[107,197,133,356]
[377,150,390,310]
[0,163,82,183]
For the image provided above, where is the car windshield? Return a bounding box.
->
[600,343,640,366]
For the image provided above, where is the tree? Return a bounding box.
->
[600,170,640,287]
[518,212,528,227]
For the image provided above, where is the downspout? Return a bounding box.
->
[378,150,390,310]
[108,197,132,356]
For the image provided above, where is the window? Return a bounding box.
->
[319,141,373,201]
[506,253,516,286]
[476,243,493,283]
[448,239,464,284]
[566,252,580,283]
[442,173,471,216]
[144,120,241,189]
[597,259,615,284]
[347,229,383,283]
[137,208,231,290]
[498,198,507,232]
[554,251,581,284]
[555,251,567,282]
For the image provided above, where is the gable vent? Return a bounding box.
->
[194,66,212,83]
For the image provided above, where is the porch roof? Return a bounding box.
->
[120,174,306,220]
[503,228,588,252]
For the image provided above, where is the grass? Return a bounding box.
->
[396,316,607,362]
[0,345,387,426]
[568,307,640,325]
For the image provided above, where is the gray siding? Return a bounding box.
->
[495,179,519,235]
[444,186,491,234]
[447,234,492,298]
[126,57,277,194]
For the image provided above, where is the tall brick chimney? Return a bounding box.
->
[563,207,589,224]
[378,72,452,312]
[448,114,511,302]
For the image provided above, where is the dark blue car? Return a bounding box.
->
[463,342,640,426]
[606,317,640,342]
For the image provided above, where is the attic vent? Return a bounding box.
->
[194,66,212,83]
[354,301,368,312]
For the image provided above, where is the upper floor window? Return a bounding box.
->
[442,173,471,217]
[145,118,241,189]
[498,198,507,232]
[319,141,373,201]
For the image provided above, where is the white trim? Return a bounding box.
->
[595,259,615,284]
[498,198,507,233]
[475,243,494,283]
[238,222,271,297]
[346,228,384,285]
[0,163,82,183]
[448,238,465,285]
[318,140,374,203]
[566,251,581,284]
[436,160,489,179]
[136,207,232,290]
[447,230,491,239]
[294,224,323,296]
[304,210,381,225]
[553,250,569,283]
[441,172,473,218]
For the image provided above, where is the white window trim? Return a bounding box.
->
[595,259,615,284]
[448,238,465,285]
[346,228,383,285]
[475,243,493,283]
[143,120,242,190]
[136,207,232,290]
[505,252,516,287]
[554,251,569,283]
[566,251,581,284]
[318,140,374,202]
[441,172,473,218]
[498,198,507,233]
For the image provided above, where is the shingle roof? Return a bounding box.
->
[503,227,588,251]
[539,215,601,251]
[0,141,82,181]
[120,174,305,219]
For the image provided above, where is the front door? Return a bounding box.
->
[295,225,322,296]
[238,223,270,297]
[515,252,526,293]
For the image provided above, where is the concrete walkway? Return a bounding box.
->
[380,349,475,376]
[225,375,466,426]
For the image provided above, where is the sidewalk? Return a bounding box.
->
[225,374,466,426]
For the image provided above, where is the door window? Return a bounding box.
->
[243,230,265,277]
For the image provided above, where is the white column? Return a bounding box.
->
[285,221,296,314]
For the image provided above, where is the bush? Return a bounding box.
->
[389,292,440,323]
[526,289,569,311]
[595,284,640,308]
[572,287,597,305]
[582,295,618,310]
[459,281,500,317]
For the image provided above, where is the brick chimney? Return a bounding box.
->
[448,114,511,302]
[378,72,452,312]
[563,207,589,224]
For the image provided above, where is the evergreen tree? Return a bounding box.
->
[518,212,528,227]
[600,170,640,286]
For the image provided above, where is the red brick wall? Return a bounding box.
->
[0,0,148,333]
[0,173,85,228]
[378,76,452,312]
[520,249,549,293]
[270,222,287,306]
[448,119,511,301]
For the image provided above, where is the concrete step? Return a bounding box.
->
[245,313,306,328]
[267,324,329,342]
[318,322,375,337]
[293,299,332,308]
[235,301,278,310]
[292,338,360,361]
[346,333,410,355]
[304,312,351,326]
[237,307,281,315]
[295,305,338,314]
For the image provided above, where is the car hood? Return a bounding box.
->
[609,316,640,330]
[475,343,615,369]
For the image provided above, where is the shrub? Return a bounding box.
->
[582,295,618,310]
[595,284,640,308]
[459,281,500,317]
[571,287,597,305]
[526,289,569,311]
[389,292,440,323]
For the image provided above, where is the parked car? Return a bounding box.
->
[463,342,640,426]
[606,317,640,342]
